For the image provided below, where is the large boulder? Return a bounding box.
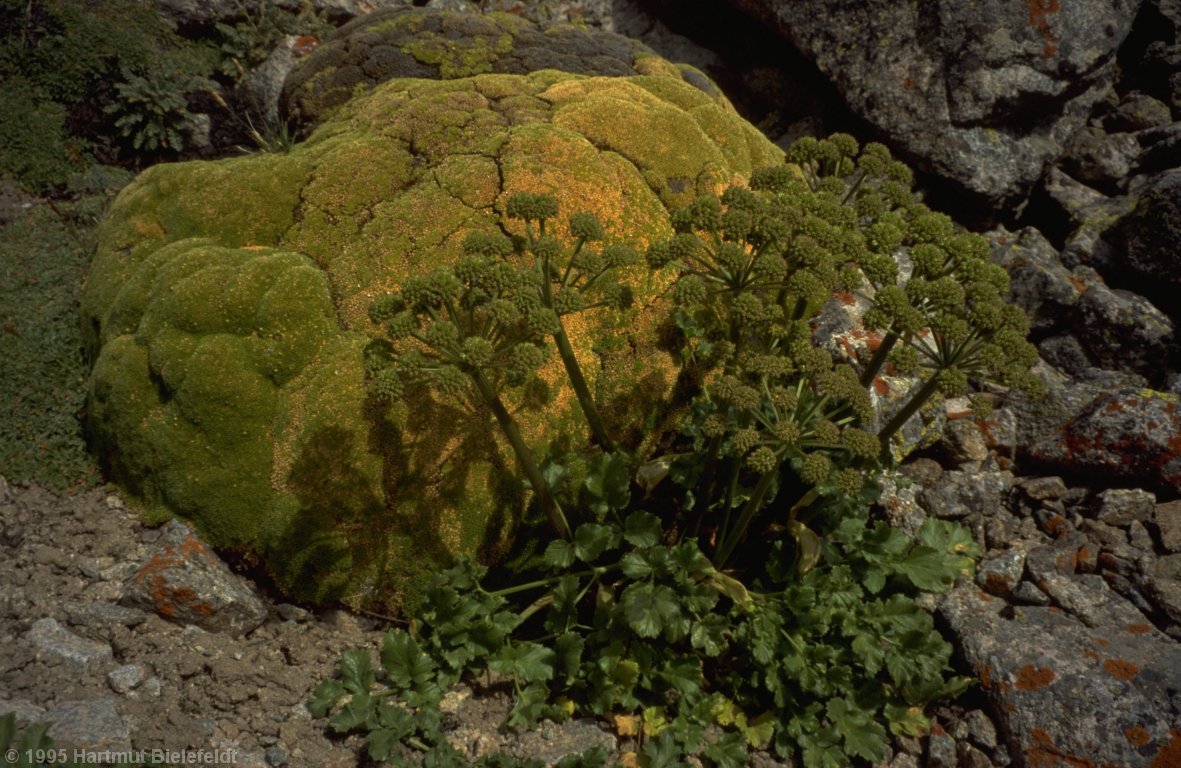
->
[723,0,1141,207]
[1100,169,1181,325]
[280,7,720,132]
[81,68,782,611]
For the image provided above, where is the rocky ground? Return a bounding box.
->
[4,420,1181,768]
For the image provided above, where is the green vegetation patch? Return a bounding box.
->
[84,68,784,611]
[0,190,122,492]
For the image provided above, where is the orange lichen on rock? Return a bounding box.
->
[1125,726,1153,748]
[1015,664,1056,690]
[1150,729,1181,768]
[1103,658,1141,681]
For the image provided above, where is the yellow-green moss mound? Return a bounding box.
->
[83,69,783,611]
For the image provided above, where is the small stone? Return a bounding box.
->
[894,735,923,756]
[963,709,998,750]
[131,677,162,699]
[926,730,957,768]
[957,742,993,768]
[977,548,1026,597]
[1011,580,1051,606]
[943,418,990,464]
[1155,500,1181,553]
[44,700,130,751]
[0,698,47,724]
[74,557,111,580]
[887,754,919,768]
[1024,534,1086,582]
[1082,519,1129,549]
[920,469,1008,520]
[275,604,310,623]
[122,520,267,636]
[264,747,288,767]
[1145,554,1181,623]
[27,617,113,671]
[1094,488,1156,526]
[511,719,615,766]
[1034,506,1074,538]
[1016,476,1068,504]
[899,458,943,489]
[107,664,147,695]
[105,495,124,510]
[992,743,1012,767]
[1128,520,1155,552]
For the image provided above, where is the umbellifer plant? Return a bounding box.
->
[310,135,1039,767]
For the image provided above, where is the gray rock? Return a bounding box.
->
[1156,500,1181,553]
[1025,533,1086,582]
[939,585,1181,768]
[723,0,1140,207]
[0,698,47,724]
[1060,126,1140,193]
[977,547,1027,598]
[1100,168,1181,323]
[44,699,130,752]
[1145,554,1181,623]
[510,719,615,765]
[1129,520,1157,552]
[988,227,1082,337]
[107,664,147,695]
[26,618,113,671]
[280,7,707,131]
[1014,475,1068,504]
[956,742,993,768]
[1073,282,1175,382]
[241,36,299,129]
[1044,166,1113,228]
[1012,580,1053,606]
[132,677,162,700]
[1106,91,1175,132]
[941,418,990,465]
[926,730,957,768]
[122,519,268,636]
[1094,488,1157,526]
[990,225,1171,383]
[963,709,998,751]
[62,601,149,628]
[886,753,919,768]
[988,225,1170,382]
[1027,388,1181,497]
[275,603,311,622]
[920,469,1008,520]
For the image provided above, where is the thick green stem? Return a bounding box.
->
[538,247,614,451]
[689,433,725,538]
[859,329,899,388]
[875,371,944,461]
[713,468,778,568]
[552,324,614,451]
[470,369,571,539]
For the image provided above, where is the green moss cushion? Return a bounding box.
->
[83,68,782,611]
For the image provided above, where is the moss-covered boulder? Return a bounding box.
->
[83,67,782,611]
[280,7,723,132]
